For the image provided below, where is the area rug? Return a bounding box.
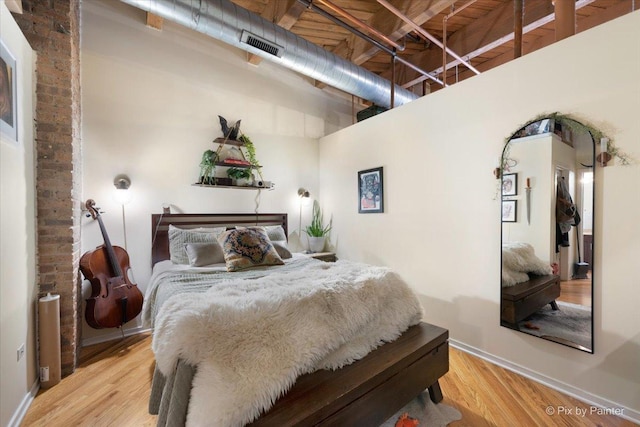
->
[380,390,462,427]
[517,301,592,350]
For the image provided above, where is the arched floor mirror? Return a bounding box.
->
[499,113,601,353]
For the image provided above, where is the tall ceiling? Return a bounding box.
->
[224,0,634,104]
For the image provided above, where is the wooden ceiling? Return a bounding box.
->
[225,0,634,103]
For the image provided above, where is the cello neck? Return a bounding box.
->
[96,214,124,278]
[85,199,124,278]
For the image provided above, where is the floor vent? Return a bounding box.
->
[240,31,284,58]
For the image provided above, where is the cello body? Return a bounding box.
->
[80,200,143,329]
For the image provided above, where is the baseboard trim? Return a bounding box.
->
[449,339,640,424]
[7,379,39,427]
[81,326,150,347]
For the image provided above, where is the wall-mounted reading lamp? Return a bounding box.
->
[298,187,311,235]
[113,174,131,249]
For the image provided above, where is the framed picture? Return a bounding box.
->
[358,167,383,213]
[1,40,18,144]
[502,173,517,196]
[502,200,517,222]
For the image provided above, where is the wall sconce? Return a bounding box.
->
[298,187,310,199]
[298,187,311,235]
[597,137,612,167]
[113,174,132,205]
[113,174,131,250]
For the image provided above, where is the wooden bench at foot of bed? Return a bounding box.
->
[249,322,449,426]
[501,274,560,330]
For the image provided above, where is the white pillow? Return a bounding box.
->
[168,225,226,264]
[185,242,225,267]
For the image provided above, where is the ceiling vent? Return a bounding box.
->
[240,31,284,58]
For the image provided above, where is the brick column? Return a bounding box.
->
[13,0,82,376]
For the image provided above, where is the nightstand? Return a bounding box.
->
[307,252,337,262]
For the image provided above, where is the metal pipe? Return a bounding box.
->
[390,49,396,108]
[299,0,444,86]
[377,0,481,75]
[443,0,478,85]
[313,0,405,52]
[121,0,419,108]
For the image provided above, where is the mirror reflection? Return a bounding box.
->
[500,115,595,353]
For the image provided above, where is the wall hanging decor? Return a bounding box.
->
[0,40,18,144]
[358,167,384,213]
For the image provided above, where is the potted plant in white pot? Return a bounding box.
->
[305,200,331,253]
[227,167,252,186]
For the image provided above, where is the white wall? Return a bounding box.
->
[319,11,640,420]
[80,1,353,343]
[0,3,37,426]
[502,134,556,263]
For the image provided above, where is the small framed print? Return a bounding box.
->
[358,167,383,213]
[0,40,18,144]
[502,173,517,196]
[502,200,517,222]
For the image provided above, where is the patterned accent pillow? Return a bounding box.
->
[168,225,226,264]
[185,242,225,267]
[218,227,284,272]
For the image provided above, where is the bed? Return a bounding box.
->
[146,213,449,426]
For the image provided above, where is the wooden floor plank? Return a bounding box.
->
[21,333,636,426]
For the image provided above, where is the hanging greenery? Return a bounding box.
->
[239,133,264,181]
[500,112,634,175]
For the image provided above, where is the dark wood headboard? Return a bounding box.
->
[151,213,288,266]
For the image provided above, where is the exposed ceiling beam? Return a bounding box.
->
[248,0,307,65]
[425,0,627,91]
[393,0,597,88]
[349,0,455,65]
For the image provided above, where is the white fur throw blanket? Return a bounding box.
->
[153,259,423,427]
[502,242,553,287]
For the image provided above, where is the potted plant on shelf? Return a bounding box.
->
[305,200,331,253]
[227,167,252,186]
[199,149,218,185]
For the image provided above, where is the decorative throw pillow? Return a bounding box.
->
[271,241,293,259]
[239,226,292,259]
[185,242,225,267]
[218,227,284,272]
[168,225,226,264]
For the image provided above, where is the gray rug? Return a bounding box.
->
[380,390,462,427]
[518,301,592,351]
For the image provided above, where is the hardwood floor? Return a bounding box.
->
[558,275,592,306]
[21,333,636,427]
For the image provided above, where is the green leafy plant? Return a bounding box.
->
[305,200,332,237]
[226,167,252,180]
[239,133,264,181]
[199,150,218,184]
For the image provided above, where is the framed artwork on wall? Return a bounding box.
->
[358,167,383,213]
[0,40,18,145]
[502,200,517,222]
[502,173,517,196]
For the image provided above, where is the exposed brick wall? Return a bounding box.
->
[13,0,82,376]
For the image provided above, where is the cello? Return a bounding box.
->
[80,199,144,329]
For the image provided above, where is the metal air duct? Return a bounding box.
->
[120,0,419,109]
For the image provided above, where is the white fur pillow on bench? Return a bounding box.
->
[502,242,552,287]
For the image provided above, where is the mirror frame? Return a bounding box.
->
[499,113,598,354]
